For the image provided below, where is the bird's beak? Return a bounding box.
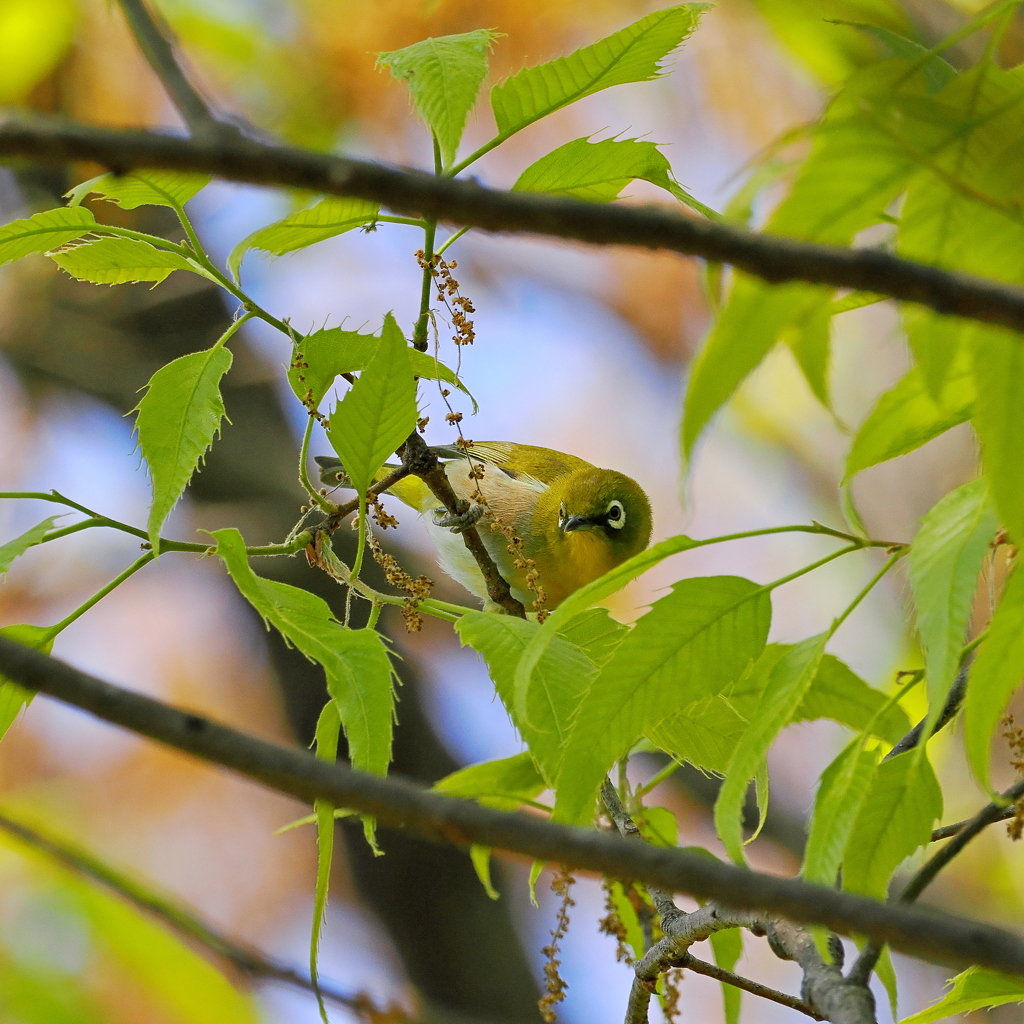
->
[562,514,598,533]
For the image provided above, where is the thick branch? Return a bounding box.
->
[2,636,1024,977]
[3,116,1024,334]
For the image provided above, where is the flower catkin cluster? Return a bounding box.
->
[1003,714,1024,840]
[599,878,634,965]
[488,512,548,621]
[368,531,432,632]
[416,251,476,348]
[539,868,576,1024]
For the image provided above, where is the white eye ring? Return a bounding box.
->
[605,500,626,529]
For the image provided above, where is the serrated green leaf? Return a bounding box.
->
[0,517,60,575]
[378,29,500,167]
[635,805,678,847]
[646,698,748,775]
[512,135,717,216]
[964,565,1024,793]
[288,325,474,411]
[837,22,954,94]
[490,5,708,142]
[228,197,379,280]
[0,624,53,745]
[876,946,900,1021]
[802,740,880,886]
[710,927,744,1024]
[795,654,910,744]
[214,528,394,775]
[455,612,596,784]
[469,845,499,900]
[749,0,914,86]
[433,751,546,810]
[136,345,233,551]
[897,966,1024,1024]
[0,206,96,265]
[554,607,628,668]
[910,479,996,738]
[842,750,942,899]
[973,325,1024,546]
[903,307,969,401]
[553,577,771,825]
[683,60,928,459]
[715,634,827,864]
[785,300,833,410]
[844,358,974,481]
[326,313,418,497]
[50,236,198,286]
[681,276,829,458]
[65,170,211,209]
[311,700,340,1024]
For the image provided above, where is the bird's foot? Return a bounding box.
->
[431,502,485,533]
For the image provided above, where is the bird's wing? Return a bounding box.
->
[430,442,591,486]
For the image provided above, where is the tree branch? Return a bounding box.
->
[0,810,377,1016]
[3,115,1024,334]
[2,635,1024,979]
[116,0,236,141]
[678,953,826,1020]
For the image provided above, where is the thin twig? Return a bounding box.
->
[4,117,1024,334]
[116,0,234,141]
[678,953,825,1020]
[932,807,1016,842]
[2,637,1024,978]
[0,810,374,1015]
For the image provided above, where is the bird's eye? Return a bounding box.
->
[605,500,625,529]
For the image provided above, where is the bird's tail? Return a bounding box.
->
[314,456,434,512]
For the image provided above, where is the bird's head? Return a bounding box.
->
[554,468,652,559]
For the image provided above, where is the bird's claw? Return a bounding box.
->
[432,502,485,533]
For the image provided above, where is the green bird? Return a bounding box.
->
[316,441,652,611]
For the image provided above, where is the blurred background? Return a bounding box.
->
[0,0,1019,1021]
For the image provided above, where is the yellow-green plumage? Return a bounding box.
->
[316,441,652,610]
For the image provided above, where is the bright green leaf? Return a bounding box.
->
[636,805,678,847]
[135,345,233,551]
[288,325,474,410]
[378,29,500,167]
[842,750,942,899]
[0,624,52,745]
[470,845,499,900]
[512,135,717,217]
[215,528,394,776]
[898,966,1024,1024]
[844,358,974,481]
[554,607,628,668]
[0,517,60,575]
[785,300,832,410]
[553,577,771,825]
[910,479,995,737]
[311,700,340,1023]
[710,927,744,1024]
[802,740,880,886]
[837,22,955,94]
[904,307,969,401]
[228,197,379,280]
[490,5,708,142]
[796,653,910,744]
[433,751,546,810]
[973,325,1024,546]
[455,611,596,783]
[50,236,199,286]
[681,276,828,459]
[326,313,418,497]
[964,565,1024,792]
[0,206,96,266]
[715,634,827,864]
[65,170,211,210]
